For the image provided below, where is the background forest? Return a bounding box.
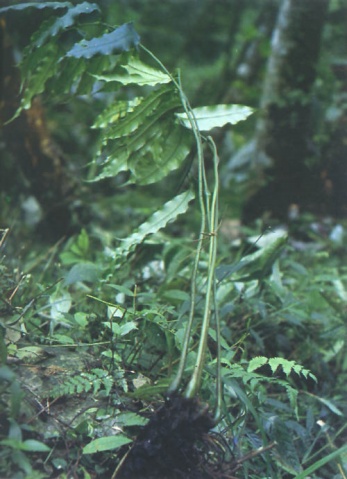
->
[0,1,347,479]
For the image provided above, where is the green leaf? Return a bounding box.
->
[31,3,100,47]
[116,190,195,257]
[0,2,71,13]
[119,321,138,336]
[217,232,287,283]
[93,57,171,86]
[117,412,148,427]
[83,435,132,454]
[128,119,192,184]
[19,41,61,112]
[93,97,143,129]
[269,417,302,474]
[294,443,347,479]
[314,396,343,416]
[0,439,50,452]
[67,23,140,59]
[93,86,191,184]
[248,356,268,372]
[268,357,288,374]
[98,85,178,140]
[176,104,254,131]
[50,290,72,321]
[64,262,100,285]
[15,346,48,364]
[129,378,171,399]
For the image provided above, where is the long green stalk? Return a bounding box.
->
[140,45,221,401]
[294,443,347,479]
[184,137,219,399]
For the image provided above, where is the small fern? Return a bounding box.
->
[222,357,316,415]
[247,356,317,381]
[50,368,114,398]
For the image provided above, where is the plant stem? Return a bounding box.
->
[184,137,219,399]
[140,45,221,401]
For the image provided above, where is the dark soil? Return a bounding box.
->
[114,394,235,479]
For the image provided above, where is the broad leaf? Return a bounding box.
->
[83,435,132,454]
[67,23,140,59]
[117,190,195,257]
[93,57,171,86]
[50,290,72,321]
[176,104,254,131]
[217,232,287,283]
[64,262,100,285]
[0,439,50,452]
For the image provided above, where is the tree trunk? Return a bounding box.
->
[243,0,329,221]
[0,20,77,239]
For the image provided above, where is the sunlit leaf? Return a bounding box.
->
[248,356,268,372]
[93,97,143,129]
[93,57,171,86]
[176,104,254,131]
[15,346,49,364]
[50,290,72,321]
[64,262,100,285]
[83,435,132,454]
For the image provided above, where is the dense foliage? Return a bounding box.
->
[0,2,346,479]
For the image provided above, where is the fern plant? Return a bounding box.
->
[50,367,114,399]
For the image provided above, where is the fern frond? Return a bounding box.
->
[93,85,192,184]
[248,356,268,372]
[50,368,114,398]
[248,356,317,382]
[116,189,195,258]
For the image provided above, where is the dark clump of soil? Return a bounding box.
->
[114,394,234,479]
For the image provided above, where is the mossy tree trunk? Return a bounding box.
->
[244,0,329,221]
